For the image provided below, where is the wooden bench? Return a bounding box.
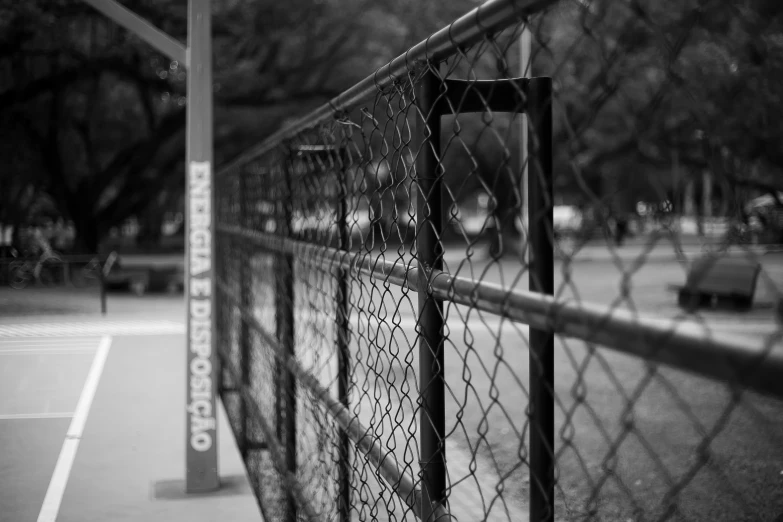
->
[104,253,184,296]
[676,255,762,312]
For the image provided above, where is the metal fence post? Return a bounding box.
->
[335,147,352,522]
[276,157,297,522]
[183,0,219,494]
[76,0,215,492]
[416,65,447,521]
[238,171,251,458]
[99,263,107,316]
[526,76,555,522]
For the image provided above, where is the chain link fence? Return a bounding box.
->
[215,0,783,520]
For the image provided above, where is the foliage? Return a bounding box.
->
[2,0,781,249]
[421,0,783,242]
[536,0,783,213]
[0,0,472,251]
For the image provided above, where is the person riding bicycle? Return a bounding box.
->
[32,229,56,259]
[27,229,61,281]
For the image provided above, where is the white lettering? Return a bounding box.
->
[191,299,211,319]
[189,162,210,195]
[191,357,212,376]
[191,212,210,229]
[191,256,211,276]
[190,229,210,248]
[191,389,211,400]
[187,399,213,418]
[191,196,211,216]
[191,278,211,297]
[187,160,215,454]
[191,415,216,432]
[191,375,211,392]
[191,432,212,452]
[191,343,210,358]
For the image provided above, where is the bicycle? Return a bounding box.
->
[8,251,64,290]
[71,255,103,288]
[71,251,118,288]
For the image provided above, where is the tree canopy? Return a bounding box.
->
[1,0,781,250]
[0,0,475,251]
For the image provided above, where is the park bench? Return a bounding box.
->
[104,253,184,296]
[675,255,761,312]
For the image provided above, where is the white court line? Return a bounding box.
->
[0,342,98,346]
[0,339,98,345]
[0,321,184,338]
[0,412,74,420]
[37,335,112,522]
[0,347,95,354]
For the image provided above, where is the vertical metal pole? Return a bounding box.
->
[703,170,712,220]
[335,148,352,522]
[99,266,107,316]
[671,149,678,215]
[276,158,297,522]
[185,0,219,493]
[519,22,532,263]
[238,171,251,458]
[527,77,555,522]
[415,66,447,521]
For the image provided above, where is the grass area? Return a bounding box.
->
[332,311,782,521]
[442,327,783,521]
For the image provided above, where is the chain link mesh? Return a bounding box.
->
[215,1,783,520]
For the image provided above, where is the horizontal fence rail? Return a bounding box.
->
[216,225,783,399]
[214,0,783,521]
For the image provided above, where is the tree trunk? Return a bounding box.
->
[10,220,23,251]
[694,176,705,238]
[73,211,100,254]
[137,209,163,248]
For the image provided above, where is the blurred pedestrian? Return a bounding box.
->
[614,214,629,246]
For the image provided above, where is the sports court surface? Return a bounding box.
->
[0,317,262,522]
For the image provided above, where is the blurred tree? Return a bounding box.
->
[0,0,473,251]
[5,0,779,251]
[394,0,783,248]
[533,0,783,228]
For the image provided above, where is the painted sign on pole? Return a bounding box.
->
[79,0,219,493]
[185,0,218,493]
[187,160,216,454]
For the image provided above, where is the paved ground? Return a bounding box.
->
[0,316,263,522]
[3,242,781,521]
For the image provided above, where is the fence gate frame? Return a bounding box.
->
[79,0,218,493]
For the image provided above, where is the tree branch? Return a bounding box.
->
[94,108,186,198]
[215,88,343,108]
[0,58,169,110]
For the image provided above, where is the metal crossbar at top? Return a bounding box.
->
[78,0,218,494]
[79,0,188,65]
